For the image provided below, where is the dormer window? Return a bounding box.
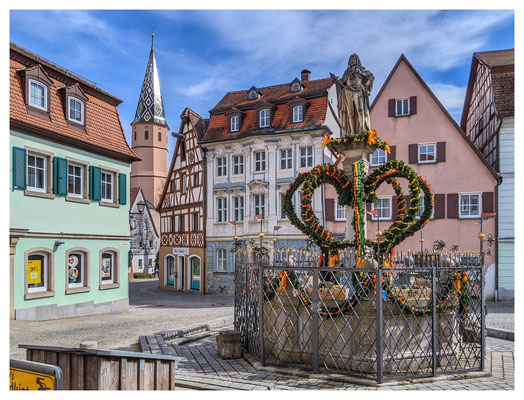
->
[68,96,84,124]
[230,115,240,132]
[292,105,303,123]
[290,77,303,93]
[259,109,270,128]
[29,79,48,111]
[248,86,260,100]
[287,98,309,124]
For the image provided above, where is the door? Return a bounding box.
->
[190,257,201,291]
[166,256,175,287]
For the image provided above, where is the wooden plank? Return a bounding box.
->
[169,361,175,390]
[119,358,127,390]
[44,350,58,366]
[99,357,119,390]
[57,352,71,390]
[127,359,138,390]
[137,358,145,390]
[31,349,45,363]
[71,354,84,390]
[84,355,99,390]
[154,360,160,390]
[143,360,156,390]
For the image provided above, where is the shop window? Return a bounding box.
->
[25,248,54,299]
[100,248,120,289]
[66,248,90,293]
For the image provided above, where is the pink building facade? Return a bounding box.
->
[325,55,497,291]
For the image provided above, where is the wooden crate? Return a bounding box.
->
[20,344,181,390]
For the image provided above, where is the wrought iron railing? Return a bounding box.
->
[234,249,485,382]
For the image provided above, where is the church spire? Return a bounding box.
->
[132,33,167,126]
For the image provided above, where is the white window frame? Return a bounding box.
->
[299,146,313,169]
[259,109,270,128]
[370,149,387,167]
[254,151,266,172]
[292,105,303,123]
[68,95,85,125]
[232,155,244,175]
[418,143,437,164]
[230,115,240,132]
[27,152,47,193]
[181,173,187,194]
[216,248,227,272]
[295,191,304,216]
[67,252,85,289]
[416,195,435,219]
[216,197,227,223]
[334,199,347,221]
[27,252,48,293]
[67,163,84,198]
[233,196,244,222]
[280,149,293,170]
[371,196,392,221]
[459,193,482,219]
[101,171,114,202]
[101,251,115,284]
[279,193,287,219]
[28,79,48,111]
[216,157,227,177]
[254,194,266,219]
[395,98,410,116]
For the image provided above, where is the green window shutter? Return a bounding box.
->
[118,172,126,205]
[89,166,102,201]
[12,147,26,190]
[53,157,68,196]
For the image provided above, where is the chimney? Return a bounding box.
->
[301,69,311,82]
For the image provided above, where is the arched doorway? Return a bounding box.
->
[165,255,175,287]
[190,256,201,291]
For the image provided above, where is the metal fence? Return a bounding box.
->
[234,249,485,382]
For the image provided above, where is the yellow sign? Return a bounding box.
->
[27,260,41,284]
[10,367,56,390]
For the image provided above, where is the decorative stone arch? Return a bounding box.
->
[99,247,120,290]
[24,247,55,300]
[65,247,90,294]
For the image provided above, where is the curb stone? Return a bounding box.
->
[487,328,514,341]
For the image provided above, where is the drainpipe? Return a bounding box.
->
[494,116,504,302]
[202,146,208,295]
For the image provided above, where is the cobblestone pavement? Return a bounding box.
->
[486,301,514,333]
[142,331,514,390]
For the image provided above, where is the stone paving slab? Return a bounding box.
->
[140,329,514,390]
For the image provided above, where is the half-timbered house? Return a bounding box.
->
[157,108,207,293]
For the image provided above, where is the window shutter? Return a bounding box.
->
[389,146,396,161]
[436,142,446,162]
[482,192,494,213]
[388,99,395,117]
[447,193,459,219]
[392,195,398,218]
[118,173,127,205]
[408,144,418,164]
[366,202,372,220]
[325,199,335,221]
[89,166,101,201]
[409,96,417,115]
[434,193,445,219]
[12,147,26,190]
[53,157,68,196]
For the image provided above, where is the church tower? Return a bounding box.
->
[130,33,169,213]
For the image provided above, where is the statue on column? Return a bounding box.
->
[330,54,375,135]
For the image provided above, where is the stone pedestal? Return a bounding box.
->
[217,330,242,359]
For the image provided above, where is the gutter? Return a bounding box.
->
[493,116,504,302]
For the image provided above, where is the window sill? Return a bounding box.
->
[66,286,91,294]
[25,290,55,300]
[100,282,120,290]
[459,216,481,219]
[100,201,120,208]
[24,190,55,199]
[66,196,90,204]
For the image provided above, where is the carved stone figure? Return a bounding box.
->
[331,54,375,134]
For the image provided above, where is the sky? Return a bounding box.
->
[9,9,515,158]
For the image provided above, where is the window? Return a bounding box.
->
[230,116,240,132]
[193,173,200,186]
[418,143,436,163]
[292,105,303,123]
[395,98,409,116]
[29,79,47,111]
[254,151,266,171]
[300,147,313,168]
[233,196,244,222]
[101,171,114,202]
[68,96,85,124]
[280,193,287,219]
[27,153,47,192]
[27,252,48,292]
[216,248,227,272]
[216,157,227,177]
[192,213,199,231]
[459,193,481,218]
[372,197,392,220]
[233,155,244,175]
[158,132,162,141]
[254,194,265,219]
[149,240,153,248]
[259,109,270,128]
[291,82,301,93]
[145,130,149,140]
[138,259,143,268]
[179,214,185,232]
[67,252,85,289]
[166,256,175,287]
[100,250,119,287]
[68,163,83,197]
[182,174,187,193]
[416,195,434,219]
[280,149,292,170]
[217,197,227,223]
[295,191,304,216]
[335,199,347,221]
[181,140,186,160]
[370,149,387,166]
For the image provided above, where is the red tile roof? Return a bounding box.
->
[10,43,139,162]
[130,187,141,207]
[201,78,332,143]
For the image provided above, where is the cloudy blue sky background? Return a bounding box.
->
[9,9,514,157]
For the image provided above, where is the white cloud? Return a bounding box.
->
[428,82,467,114]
